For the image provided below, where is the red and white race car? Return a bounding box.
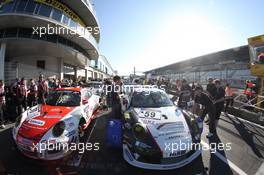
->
[12,87,101,160]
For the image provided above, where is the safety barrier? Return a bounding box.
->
[233,93,264,112]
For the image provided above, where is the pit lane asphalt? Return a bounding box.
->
[0,110,263,175]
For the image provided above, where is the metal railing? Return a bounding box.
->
[233,93,264,112]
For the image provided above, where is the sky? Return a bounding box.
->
[93,0,264,75]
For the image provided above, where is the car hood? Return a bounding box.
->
[132,107,193,158]
[18,105,75,140]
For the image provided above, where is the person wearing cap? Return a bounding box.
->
[214,79,225,127]
[194,86,216,138]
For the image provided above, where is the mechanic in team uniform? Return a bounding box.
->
[110,76,122,119]
[214,79,225,127]
[194,86,216,138]
[202,78,217,123]
[178,79,192,109]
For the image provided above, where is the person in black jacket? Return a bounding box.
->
[4,86,16,122]
[194,86,216,138]
[110,76,122,119]
[214,79,225,127]
[202,78,217,123]
[16,78,27,115]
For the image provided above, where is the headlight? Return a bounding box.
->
[52,121,65,137]
[135,141,152,149]
[132,123,147,140]
[15,115,22,127]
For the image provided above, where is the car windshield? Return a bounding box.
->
[45,90,81,106]
[130,91,174,108]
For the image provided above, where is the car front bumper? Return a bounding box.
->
[123,144,202,170]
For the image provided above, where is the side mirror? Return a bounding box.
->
[82,99,88,105]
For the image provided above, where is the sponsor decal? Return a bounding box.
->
[19,144,34,152]
[169,150,186,157]
[165,135,185,141]
[29,106,40,113]
[67,122,75,128]
[66,130,76,137]
[157,122,184,130]
[34,0,85,26]
[84,106,89,113]
[22,123,48,130]
[49,108,61,112]
[17,135,33,146]
[158,131,183,137]
[28,119,45,126]
[43,115,61,119]
[27,106,41,118]
[141,119,156,125]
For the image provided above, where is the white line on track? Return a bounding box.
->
[255,162,264,175]
[201,140,248,175]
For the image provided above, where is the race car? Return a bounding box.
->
[121,87,203,170]
[12,87,101,160]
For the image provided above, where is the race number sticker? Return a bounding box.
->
[139,110,161,120]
